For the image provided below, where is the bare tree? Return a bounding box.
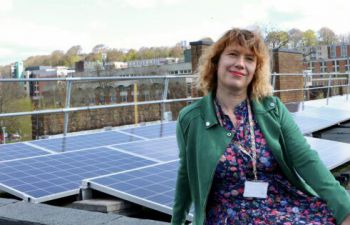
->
[318,27,338,45]
[288,28,303,49]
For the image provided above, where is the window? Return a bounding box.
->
[330,46,336,58]
[341,45,348,57]
[320,61,327,73]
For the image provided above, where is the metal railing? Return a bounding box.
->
[0,72,349,142]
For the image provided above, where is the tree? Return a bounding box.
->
[106,49,124,62]
[302,29,317,47]
[318,27,338,45]
[92,44,108,54]
[124,49,137,61]
[0,83,32,141]
[288,28,303,49]
[66,45,82,56]
[50,50,64,66]
[169,45,184,58]
[265,31,289,49]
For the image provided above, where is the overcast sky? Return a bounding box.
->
[0,0,349,66]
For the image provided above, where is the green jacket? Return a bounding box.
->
[171,92,350,225]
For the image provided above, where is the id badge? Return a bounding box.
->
[243,180,268,199]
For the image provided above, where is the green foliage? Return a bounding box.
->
[302,29,317,46]
[5,98,33,141]
[265,31,289,49]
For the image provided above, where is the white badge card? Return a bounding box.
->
[243,181,268,199]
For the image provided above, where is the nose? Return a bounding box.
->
[235,56,245,69]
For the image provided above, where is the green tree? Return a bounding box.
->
[302,29,317,47]
[124,49,137,61]
[0,83,32,141]
[265,31,289,49]
[106,49,124,62]
[50,50,64,66]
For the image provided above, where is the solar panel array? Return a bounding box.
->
[0,95,349,220]
[0,122,175,203]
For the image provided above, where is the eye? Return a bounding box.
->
[246,56,256,62]
[227,52,238,56]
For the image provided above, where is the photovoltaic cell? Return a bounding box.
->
[293,106,350,124]
[30,131,142,152]
[84,160,185,218]
[306,137,350,170]
[0,143,50,162]
[0,147,157,203]
[84,137,350,220]
[291,114,336,134]
[112,136,179,162]
[119,122,176,139]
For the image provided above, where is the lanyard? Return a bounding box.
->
[233,99,258,180]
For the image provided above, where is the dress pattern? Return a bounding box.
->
[205,99,336,225]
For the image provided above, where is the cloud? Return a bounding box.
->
[118,0,186,9]
[0,0,13,12]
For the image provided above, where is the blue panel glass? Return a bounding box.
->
[119,122,176,139]
[113,136,179,162]
[90,161,179,212]
[0,147,157,201]
[0,143,49,161]
[31,131,142,152]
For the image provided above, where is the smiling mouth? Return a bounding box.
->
[229,71,245,77]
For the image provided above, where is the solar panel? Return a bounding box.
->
[119,122,176,139]
[0,147,157,203]
[291,114,334,134]
[293,107,350,123]
[111,136,179,162]
[0,142,51,162]
[304,96,350,111]
[306,137,350,170]
[82,160,193,219]
[30,131,142,152]
[83,137,350,220]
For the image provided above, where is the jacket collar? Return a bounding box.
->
[201,91,276,129]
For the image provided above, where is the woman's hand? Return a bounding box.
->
[341,215,350,225]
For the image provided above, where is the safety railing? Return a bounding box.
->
[0,72,349,143]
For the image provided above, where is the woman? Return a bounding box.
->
[171,28,350,225]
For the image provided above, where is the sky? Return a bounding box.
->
[0,0,349,66]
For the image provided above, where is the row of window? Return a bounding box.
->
[330,45,348,58]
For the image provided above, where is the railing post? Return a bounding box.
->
[272,72,277,92]
[302,72,307,111]
[326,73,332,105]
[1,126,6,144]
[161,77,170,121]
[133,81,139,124]
[347,72,350,101]
[63,78,73,137]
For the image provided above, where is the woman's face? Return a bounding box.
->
[216,43,257,94]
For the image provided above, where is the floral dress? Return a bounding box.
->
[205,99,336,225]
